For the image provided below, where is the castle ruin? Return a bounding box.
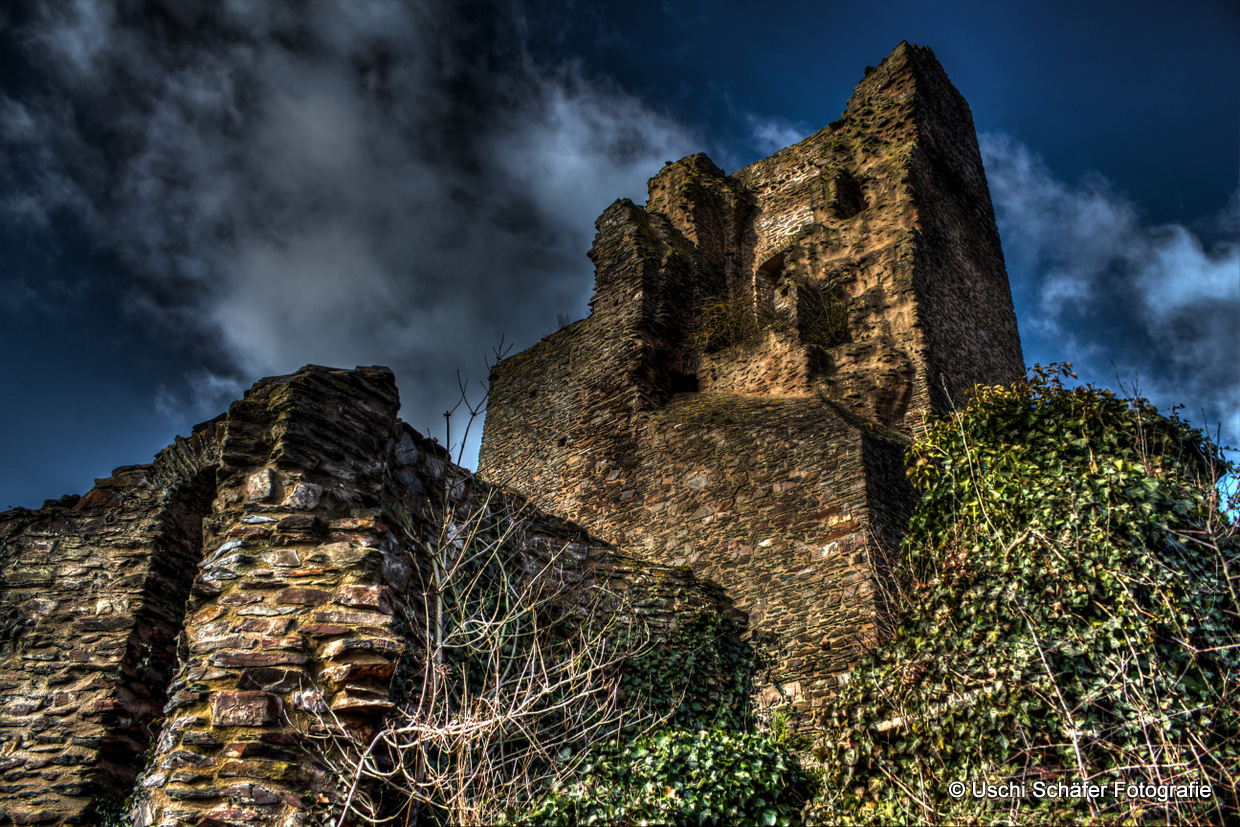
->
[0,42,1022,825]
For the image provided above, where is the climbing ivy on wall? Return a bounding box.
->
[526,727,816,827]
[620,611,764,732]
[811,364,1239,825]
[526,615,817,826]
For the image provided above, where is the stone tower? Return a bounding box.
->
[479,42,1024,707]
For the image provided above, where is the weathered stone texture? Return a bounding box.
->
[0,429,220,824]
[1,365,738,825]
[479,42,1023,710]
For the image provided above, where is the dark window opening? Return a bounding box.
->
[756,252,788,320]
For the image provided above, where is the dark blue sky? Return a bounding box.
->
[2,0,1237,509]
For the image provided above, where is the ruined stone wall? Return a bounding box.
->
[480,42,1024,712]
[0,431,220,824]
[891,50,1026,414]
[130,365,405,827]
[0,40,1026,823]
[635,42,1023,437]
[0,366,740,826]
[644,153,750,294]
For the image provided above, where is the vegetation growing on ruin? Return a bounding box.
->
[796,281,850,349]
[524,615,817,826]
[621,611,763,732]
[306,473,814,827]
[512,601,817,825]
[695,292,767,353]
[810,364,1239,825]
[528,727,816,826]
[695,279,849,355]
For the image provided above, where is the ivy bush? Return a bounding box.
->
[620,611,763,732]
[518,614,814,825]
[525,727,817,826]
[812,364,1239,825]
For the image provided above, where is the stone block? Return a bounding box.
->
[235,617,293,636]
[236,667,311,694]
[282,483,322,511]
[274,588,330,606]
[329,694,395,713]
[245,468,277,500]
[331,585,393,614]
[209,692,283,728]
[320,660,396,687]
[210,652,309,669]
[221,782,281,804]
[320,637,401,659]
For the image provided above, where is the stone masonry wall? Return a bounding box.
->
[484,354,914,709]
[480,42,1024,713]
[0,40,1024,822]
[0,430,220,824]
[0,366,741,826]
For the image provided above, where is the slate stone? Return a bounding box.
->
[208,692,282,727]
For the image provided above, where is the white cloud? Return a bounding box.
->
[981,131,1240,459]
[491,71,697,232]
[1133,224,1237,320]
[746,114,809,156]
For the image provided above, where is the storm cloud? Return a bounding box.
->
[1,1,697,461]
[1,1,1233,503]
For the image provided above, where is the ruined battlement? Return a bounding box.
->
[479,42,1023,708]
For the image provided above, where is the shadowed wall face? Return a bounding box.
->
[479,42,1023,710]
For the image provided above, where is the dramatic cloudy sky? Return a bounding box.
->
[1,0,1237,509]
